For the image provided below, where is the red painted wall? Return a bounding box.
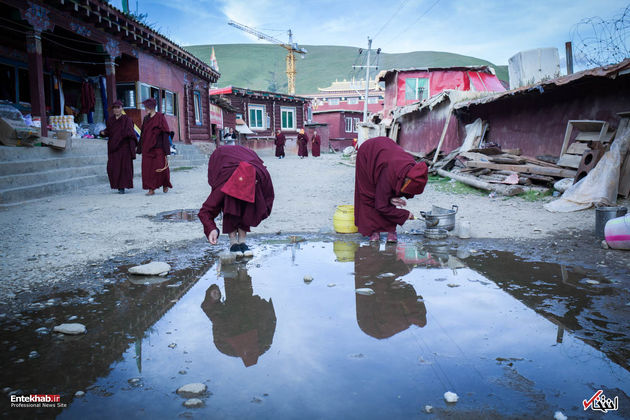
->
[457,75,630,157]
[312,110,362,140]
[397,101,461,156]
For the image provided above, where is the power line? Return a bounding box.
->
[373,0,411,40]
[383,0,441,47]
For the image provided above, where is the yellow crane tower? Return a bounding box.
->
[228,20,308,95]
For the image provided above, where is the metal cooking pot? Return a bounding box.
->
[420,205,458,231]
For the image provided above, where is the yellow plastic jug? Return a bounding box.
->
[333,205,358,234]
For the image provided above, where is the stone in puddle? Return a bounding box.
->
[554,411,567,420]
[183,398,204,408]
[128,261,171,276]
[177,383,207,398]
[75,391,85,397]
[303,275,313,283]
[53,323,86,335]
[424,405,433,413]
[444,391,458,403]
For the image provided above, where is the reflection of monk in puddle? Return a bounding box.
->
[355,243,427,339]
[201,265,276,367]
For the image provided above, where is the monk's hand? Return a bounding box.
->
[390,197,407,207]
[208,229,219,245]
[408,212,415,220]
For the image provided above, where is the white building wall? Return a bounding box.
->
[508,48,561,89]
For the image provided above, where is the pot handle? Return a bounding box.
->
[452,204,459,214]
[419,211,427,219]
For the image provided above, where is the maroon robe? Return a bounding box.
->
[297,132,309,157]
[103,114,137,189]
[274,132,286,157]
[139,112,172,191]
[198,145,274,236]
[354,244,426,339]
[311,134,321,157]
[354,137,426,236]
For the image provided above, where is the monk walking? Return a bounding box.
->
[100,100,137,194]
[199,145,274,255]
[138,98,172,196]
[297,128,309,158]
[311,129,321,157]
[274,129,286,159]
[354,136,428,243]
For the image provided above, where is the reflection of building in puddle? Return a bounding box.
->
[354,244,427,339]
[201,265,276,367]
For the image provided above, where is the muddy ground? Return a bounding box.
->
[0,147,629,314]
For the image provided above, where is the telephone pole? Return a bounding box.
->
[353,37,379,122]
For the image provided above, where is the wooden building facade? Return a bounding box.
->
[0,0,219,142]
[209,86,309,140]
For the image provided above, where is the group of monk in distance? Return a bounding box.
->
[102,101,428,255]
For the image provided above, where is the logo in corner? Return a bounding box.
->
[583,390,619,413]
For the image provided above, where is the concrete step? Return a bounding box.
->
[0,141,209,206]
[0,174,106,206]
[0,155,108,176]
[0,164,105,190]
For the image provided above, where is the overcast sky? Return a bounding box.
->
[111,0,629,66]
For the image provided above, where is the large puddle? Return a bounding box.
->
[2,240,629,419]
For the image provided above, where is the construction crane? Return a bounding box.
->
[228,20,307,95]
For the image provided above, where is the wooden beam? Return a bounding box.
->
[465,161,577,178]
[437,169,524,196]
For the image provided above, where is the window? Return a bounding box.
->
[162,90,175,115]
[367,96,379,104]
[139,83,160,109]
[347,97,359,105]
[116,83,136,108]
[248,104,265,129]
[353,117,360,133]
[236,113,243,120]
[328,98,339,105]
[281,107,296,130]
[193,91,203,125]
[405,78,429,101]
[345,117,353,133]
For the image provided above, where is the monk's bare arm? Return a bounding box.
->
[374,177,410,224]
[198,190,224,241]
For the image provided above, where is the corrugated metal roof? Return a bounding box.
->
[454,58,630,110]
[377,65,496,81]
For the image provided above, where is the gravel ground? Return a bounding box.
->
[1,147,628,308]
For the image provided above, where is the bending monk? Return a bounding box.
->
[354,136,428,243]
[199,145,274,254]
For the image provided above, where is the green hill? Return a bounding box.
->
[185,44,509,95]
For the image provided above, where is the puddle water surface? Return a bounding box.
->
[2,240,629,419]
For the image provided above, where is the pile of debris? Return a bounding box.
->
[428,116,630,198]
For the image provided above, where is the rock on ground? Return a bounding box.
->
[128,261,171,276]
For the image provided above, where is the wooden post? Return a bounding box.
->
[565,42,573,75]
[105,59,117,110]
[26,31,47,137]
[432,110,452,165]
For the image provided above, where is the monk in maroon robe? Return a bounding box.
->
[100,100,137,193]
[354,136,428,243]
[138,98,172,195]
[297,129,309,158]
[199,145,274,253]
[274,129,286,159]
[311,130,321,157]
